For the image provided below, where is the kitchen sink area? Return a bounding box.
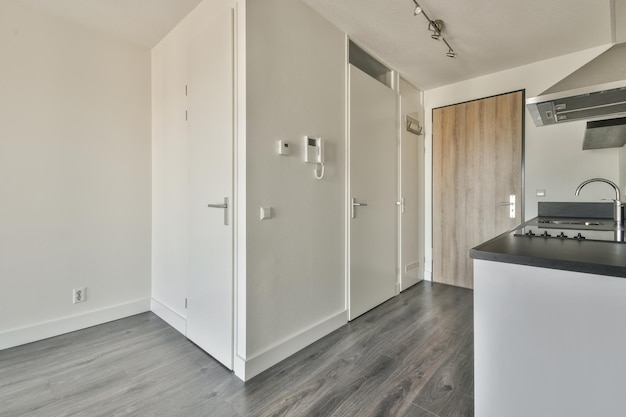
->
[511,201,625,244]
[470,201,626,276]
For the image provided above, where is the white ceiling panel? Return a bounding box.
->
[16,0,203,48]
[304,0,614,89]
[13,0,617,88]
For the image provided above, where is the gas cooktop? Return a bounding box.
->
[514,218,625,243]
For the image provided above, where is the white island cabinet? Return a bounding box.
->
[474,259,626,417]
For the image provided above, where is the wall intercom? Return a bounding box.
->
[304,136,324,164]
[304,136,325,179]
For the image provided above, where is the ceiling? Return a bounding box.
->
[304,0,616,89]
[16,0,203,48]
[14,0,617,89]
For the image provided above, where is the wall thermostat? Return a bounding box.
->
[277,140,290,155]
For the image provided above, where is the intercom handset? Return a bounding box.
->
[305,136,324,164]
[304,136,325,179]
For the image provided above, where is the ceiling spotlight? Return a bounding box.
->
[429,20,443,39]
[411,1,457,58]
[412,0,422,15]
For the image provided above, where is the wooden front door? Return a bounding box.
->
[432,91,523,288]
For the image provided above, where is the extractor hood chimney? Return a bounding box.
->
[526,43,626,127]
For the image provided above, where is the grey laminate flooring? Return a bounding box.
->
[0,281,473,417]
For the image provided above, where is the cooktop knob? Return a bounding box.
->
[526,230,535,236]
[574,233,585,240]
[557,232,568,239]
[541,231,551,237]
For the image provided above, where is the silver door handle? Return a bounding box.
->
[207,197,229,225]
[396,197,405,213]
[351,198,368,219]
[496,195,515,218]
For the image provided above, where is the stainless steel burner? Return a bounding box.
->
[514,225,625,243]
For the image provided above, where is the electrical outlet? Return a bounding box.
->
[73,287,86,304]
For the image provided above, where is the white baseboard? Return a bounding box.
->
[150,298,187,335]
[0,298,151,351]
[234,309,347,381]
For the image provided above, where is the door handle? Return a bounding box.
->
[396,197,405,213]
[496,195,515,218]
[351,198,368,219]
[207,197,229,225]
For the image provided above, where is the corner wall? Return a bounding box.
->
[242,0,347,379]
[423,45,619,281]
[0,1,152,349]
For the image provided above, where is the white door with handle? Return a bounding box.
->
[348,65,398,320]
[186,9,234,369]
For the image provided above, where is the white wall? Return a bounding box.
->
[423,45,620,280]
[0,1,151,349]
[242,0,346,378]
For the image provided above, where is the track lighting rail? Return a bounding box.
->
[412,0,456,58]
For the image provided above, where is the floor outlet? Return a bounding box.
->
[73,287,86,304]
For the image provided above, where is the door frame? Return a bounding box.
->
[430,89,526,284]
[398,78,426,292]
[345,38,402,319]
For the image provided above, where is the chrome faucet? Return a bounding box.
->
[575,178,623,226]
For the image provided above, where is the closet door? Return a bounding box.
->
[432,91,523,289]
[348,65,398,320]
[186,9,234,369]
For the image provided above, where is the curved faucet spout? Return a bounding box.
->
[575,178,622,225]
[575,178,621,200]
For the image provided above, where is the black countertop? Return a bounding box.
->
[470,218,626,278]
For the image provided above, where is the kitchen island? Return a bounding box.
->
[470,213,626,417]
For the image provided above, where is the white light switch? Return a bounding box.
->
[260,206,272,220]
[536,189,546,197]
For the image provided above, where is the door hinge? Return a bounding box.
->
[185,110,188,121]
[185,298,188,309]
[185,85,188,96]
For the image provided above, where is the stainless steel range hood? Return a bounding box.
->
[582,117,626,149]
[527,43,626,127]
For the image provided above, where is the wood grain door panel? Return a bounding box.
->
[433,91,523,288]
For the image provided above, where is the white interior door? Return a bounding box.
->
[400,110,424,291]
[186,9,234,369]
[348,65,398,320]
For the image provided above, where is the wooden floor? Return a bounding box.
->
[0,281,473,417]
